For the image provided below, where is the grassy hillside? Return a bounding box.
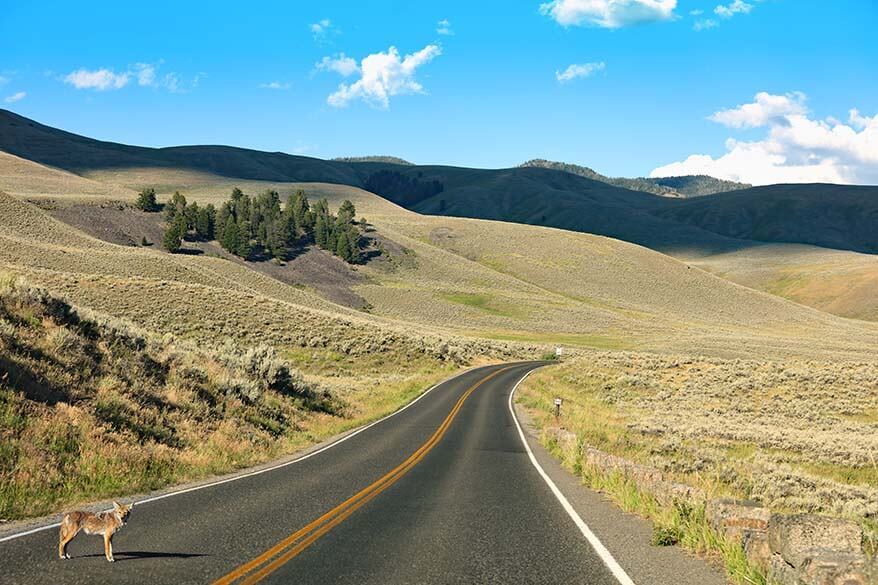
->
[1,144,878,360]
[654,184,878,254]
[691,243,878,321]
[0,274,477,520]
[3,109,877,259]
[519,158,750,197]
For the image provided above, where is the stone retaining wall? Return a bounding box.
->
[544,426,877,585]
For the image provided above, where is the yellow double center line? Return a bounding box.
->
[213,366,513,585]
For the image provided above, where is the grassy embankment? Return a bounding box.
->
[0,275,459,521]
[517,356,878,583]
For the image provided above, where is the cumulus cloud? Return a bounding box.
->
[540,0,677,28]
[322,44,442,109]
[650,92,878,185]
[4,91,26,104]
[714,0,752,18]
[64,68,130,90]
[436,18,453,35]
[555,61,605,83]
[709,91,807,128]
[259,81,291,90]
[315,54,359,77]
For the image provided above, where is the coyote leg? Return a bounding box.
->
[58,520,77,559]
[104,533,114,562]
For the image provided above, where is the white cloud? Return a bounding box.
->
[315,54,359,77]
[689,9,703,15]
[4,91,26,104]
[650,92,878,185]
[714,0,752,18]
[324,44,442,109]
[134,63,156,86]
[540,0,677,28]
[693,18,718,30]
[310,18,335,42]
[437,18,453,35]
[709,91,807,128]
[64,68,130,90]
[259,81,292,90]
[555,61,605,83]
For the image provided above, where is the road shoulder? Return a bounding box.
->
[512,399,729,585]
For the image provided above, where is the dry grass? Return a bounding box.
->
[519,355,878,522]
[0,275,469,520]
[691,243,878,322]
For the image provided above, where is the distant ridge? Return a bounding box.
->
[519,158,750,198]
[1,108,876,256]
[332,156,414,165]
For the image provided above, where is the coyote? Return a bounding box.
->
[58,501,133,562]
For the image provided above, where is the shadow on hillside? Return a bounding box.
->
[0,356,70,405]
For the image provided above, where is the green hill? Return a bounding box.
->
[519,158,750,197]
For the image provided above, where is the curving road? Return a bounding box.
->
[0,362,725,584]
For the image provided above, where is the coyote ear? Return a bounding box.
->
[113,501,121,509]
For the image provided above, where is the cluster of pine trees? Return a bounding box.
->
[153,186,364,263]
[157,191,216,252]
[215,188,363,263]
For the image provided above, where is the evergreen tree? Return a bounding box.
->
[222,216,240,254]
[185,202,199,232]
[135,188,159,212]
[205,204,216,240]
[163,223,182,252]
[164,191,187,222]
[216,202,231,243]
[291,190,311,234]
[314,214,328,248]
[346,226,361,263]
[335,230,351,262]
[338,200,356,224]
[236,234,252,259]
[196,206,211,239]
[173,213,188,241]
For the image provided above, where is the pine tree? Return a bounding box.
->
[205,204,216,240]
[173,213,188,241]
[222,216,240,254]
[164,191,187,222]
[291,190,311,234]
[314,214,328,248]
[346,226,361,263]
[196,207,211,239]
[185,202,199,232]
[338,200,356,224]
[163,223,182,252]
[335,230,351,261]
[216,203,231,243]
[135,188,159,212]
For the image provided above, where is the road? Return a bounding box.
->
[0,362,725,584]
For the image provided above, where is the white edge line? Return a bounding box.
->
[509,368,637,585]
[0,363,490,544]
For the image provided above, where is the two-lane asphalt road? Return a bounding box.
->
[0,362,723,584]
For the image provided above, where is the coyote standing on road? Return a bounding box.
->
[58,501,133,562]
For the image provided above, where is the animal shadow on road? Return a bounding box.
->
[78,551,209,562]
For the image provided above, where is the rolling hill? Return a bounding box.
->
[2,107,878,329]
[519,158,751,197]
[2,108,876,259]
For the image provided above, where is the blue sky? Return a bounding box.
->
[2,0,876,184]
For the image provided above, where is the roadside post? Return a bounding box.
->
[554,397,562,419]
